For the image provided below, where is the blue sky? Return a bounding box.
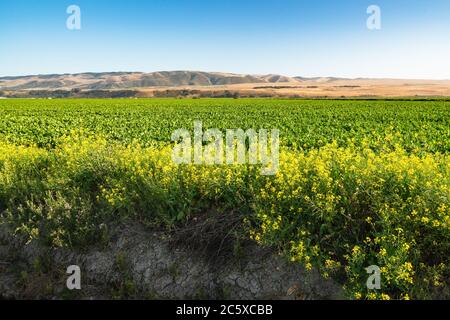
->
[0,0,449,79]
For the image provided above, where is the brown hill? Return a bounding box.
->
[0,71,302,91]
[1,71,449,98]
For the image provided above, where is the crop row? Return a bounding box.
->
[0,98,449,153]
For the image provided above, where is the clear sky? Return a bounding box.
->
[0,0,449,79]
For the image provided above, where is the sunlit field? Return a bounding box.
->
[0,98,449,299]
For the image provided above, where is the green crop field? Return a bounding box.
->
[0,98,449,300]
[1,98,449,152]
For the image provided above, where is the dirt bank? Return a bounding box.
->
[0,222,343,300]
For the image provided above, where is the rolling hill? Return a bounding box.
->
[0,71,305,91]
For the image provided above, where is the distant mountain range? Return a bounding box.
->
[0,71,342,91]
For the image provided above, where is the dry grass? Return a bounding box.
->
[140,79,450,98]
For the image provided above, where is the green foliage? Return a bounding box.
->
[0,98,449,300]
[0,98,449,153]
